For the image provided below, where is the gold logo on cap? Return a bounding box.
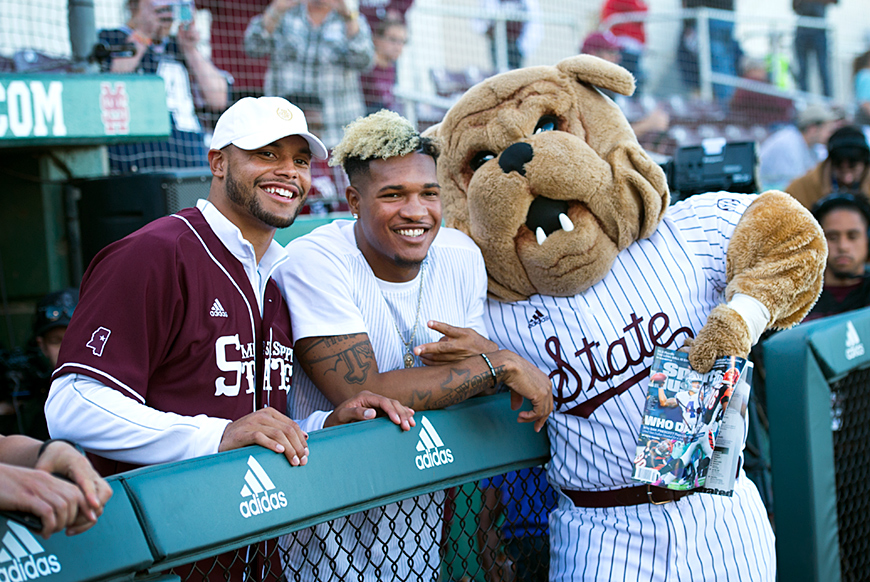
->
[277,107,293,122]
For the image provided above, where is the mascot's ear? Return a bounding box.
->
[556,54,636,97]
[421,123,439,139]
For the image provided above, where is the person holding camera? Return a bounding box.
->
[786,125,870,209]
[98,0,229,173]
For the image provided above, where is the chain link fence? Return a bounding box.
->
[830,367,870,582]
[152,466,555,582]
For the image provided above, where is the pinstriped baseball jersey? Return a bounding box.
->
[275,219,488,581]
[485,192,775,580]
[485,192,758,491]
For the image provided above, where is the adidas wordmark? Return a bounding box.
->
[239,456,287,518]
[0,520,62,580]
[414,416,454,471]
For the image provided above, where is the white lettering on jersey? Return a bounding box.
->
[157,60,201,133]
[264,339,293,393]
[215,334,256,397]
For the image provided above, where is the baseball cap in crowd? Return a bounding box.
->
[210,96,328,159]
[33,287,78,337]
[796,102,839,129]
[828,125,870,163]
[581,31,621,55]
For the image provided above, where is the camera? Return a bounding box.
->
[660,139,759,203]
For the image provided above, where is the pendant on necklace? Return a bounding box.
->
[403,352,415,368]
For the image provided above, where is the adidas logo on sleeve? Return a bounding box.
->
[414,416,454,470]
[0,520,62,579]
[238,456,288,518]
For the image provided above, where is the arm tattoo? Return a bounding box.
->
[298,334,376,385]
[427,366,496,409]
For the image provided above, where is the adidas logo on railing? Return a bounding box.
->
[210,298,228,318]
[414,416,454,471]
[0,520,61,579]
[846,320,865,361]
[238,456,287,519]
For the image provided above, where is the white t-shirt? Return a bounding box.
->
[277,219,489,417]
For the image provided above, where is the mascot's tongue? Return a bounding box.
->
[526,196,569,237]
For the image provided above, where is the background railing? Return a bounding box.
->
[764,305,870,582]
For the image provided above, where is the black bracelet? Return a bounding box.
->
[37,438,86,459]
[480,353,498,386]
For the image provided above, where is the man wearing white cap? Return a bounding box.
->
[45,97,413,474]
[45,96,414,578]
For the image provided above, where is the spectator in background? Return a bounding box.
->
[853,50,870,127]
[98,0,229,173]
[473,0,543,71]
[0,289,79,440]
[728,56,795,126]
[804,193,870,321]
[793,0,834,98]
[477,467,558,582]
[787,125,870,209]
[677,0,741,101]
[360,0,414,26]
[244,0,374,150]
[361,17,407,116]
[600,0,649,95]
[758,101,839,191]
[580,32,669,140]
[0,435,112,539]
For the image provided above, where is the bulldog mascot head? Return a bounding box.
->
[426,55,826,372]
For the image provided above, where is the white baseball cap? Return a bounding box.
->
[210,96,328,159]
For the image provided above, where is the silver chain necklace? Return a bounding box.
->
[390,259,426,368]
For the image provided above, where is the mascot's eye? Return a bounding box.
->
[469,151,496,172]
[534,116,559,134]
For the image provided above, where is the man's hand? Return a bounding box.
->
[220,407,309,467]
[414,321,498,366]
[0,465,96,539]
[325,390,416,431]
[34,441,113,532]
[496,351,554,433]
[177,20,201,54]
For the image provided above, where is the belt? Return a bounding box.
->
[564,485,695,508]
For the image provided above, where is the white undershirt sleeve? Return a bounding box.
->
[45,373,232,464]
[45,374,335,465]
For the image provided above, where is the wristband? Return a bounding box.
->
[341,10,359,21]
[480,353,498,386]
[37,439,85,459]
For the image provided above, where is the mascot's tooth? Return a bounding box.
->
[536,227,547,246]
[559,213,574,232]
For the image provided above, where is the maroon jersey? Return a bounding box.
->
[54,206,292,474]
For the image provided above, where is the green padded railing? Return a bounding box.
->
[764,306,870,582]
[0,393,549,582]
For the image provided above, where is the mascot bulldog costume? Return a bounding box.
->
[426,55,826,581]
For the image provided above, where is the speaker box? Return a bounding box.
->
[74,168,212,271]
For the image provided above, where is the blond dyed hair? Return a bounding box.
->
[329,110,436,173]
